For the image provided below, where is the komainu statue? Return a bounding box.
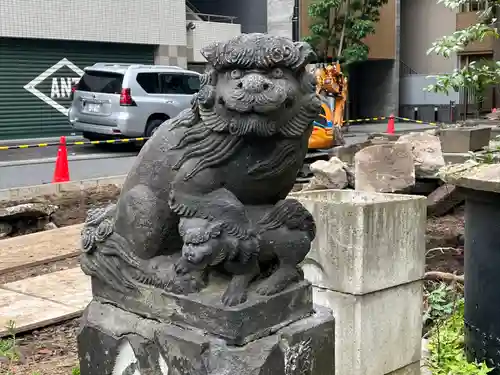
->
[78,33,335,375]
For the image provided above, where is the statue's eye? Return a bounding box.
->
[230,69,242,79]
[271,68,284,79]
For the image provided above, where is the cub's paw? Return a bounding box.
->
[221,286,248,307]
[174,258,192,275]
[255,281,281,296]
[256,266,301,296]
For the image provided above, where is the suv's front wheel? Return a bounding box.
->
[145,118,167,138]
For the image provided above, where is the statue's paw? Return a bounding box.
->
[221,287,248,307]
[256,266,301,296]
[174,259,191,275]
[171,271,207,294]
[187,273,207,293]
[255,281,281,296]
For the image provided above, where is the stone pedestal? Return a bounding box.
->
[78,300,335,375]
[91,275,313,346]
[443,163,500,373]
[78,269,335,375]
[291,190,426,375]
[440,126,491,153]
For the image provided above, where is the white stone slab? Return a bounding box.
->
[0,288,78,337]
[313,281,423,375]
[291,189,426,295]
[2,267,91,310]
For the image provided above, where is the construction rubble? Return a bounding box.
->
[301,131,465,218]
[0,203,58,238]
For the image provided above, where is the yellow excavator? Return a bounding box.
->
[296,61,348,182]
[308,61,348,150]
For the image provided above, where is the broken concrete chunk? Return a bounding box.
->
[330,141,371,166]
[0,222,12,238]
[354,143,415,193]
[396,132,445,178]
[427,184,464,217]
[308,157,349,190]
[0,203,58,220]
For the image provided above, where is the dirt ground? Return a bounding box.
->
[0,188,465,374]
[426,206,465,275]
[0,185,121,238]
[0,187,120,374]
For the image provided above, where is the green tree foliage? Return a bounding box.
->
[426,0,500,115]
[303,0,389,65]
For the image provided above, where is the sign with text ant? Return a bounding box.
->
[23,58,84,116]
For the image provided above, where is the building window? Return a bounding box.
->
[460,0,488,12]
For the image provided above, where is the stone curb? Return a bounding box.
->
[0,175,127,203]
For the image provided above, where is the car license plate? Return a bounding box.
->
[86,103,101,113]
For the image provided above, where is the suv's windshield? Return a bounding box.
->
[77,70,124,94]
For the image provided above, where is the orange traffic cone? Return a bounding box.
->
[386,114,395,135]
[53,136,70,183]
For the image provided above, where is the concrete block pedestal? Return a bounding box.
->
[291,190,426,375]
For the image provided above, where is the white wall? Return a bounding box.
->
[0,0,187,46]
[187,21,242,62]
[400,75,459,105]
[267,0,294,39]
[400,0,457,74]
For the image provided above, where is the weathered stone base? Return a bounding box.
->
[92,276,313,346]
[78,300,335,375]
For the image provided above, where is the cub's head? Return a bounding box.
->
[196,33,321,138]
[178,218,226,268]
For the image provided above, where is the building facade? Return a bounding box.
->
[0,0,241,140]
[1,0,479,140]
[299,0,491,122]
[299,0,401,119]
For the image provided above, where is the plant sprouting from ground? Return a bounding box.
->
[0,320,19,362]
[424,282,457,325]
[428,298,492,374]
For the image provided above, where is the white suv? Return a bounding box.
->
[68,63,201,140]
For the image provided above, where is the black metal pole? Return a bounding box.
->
[292,0,300,41]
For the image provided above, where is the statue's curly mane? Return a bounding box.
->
[257,199,316,241]
[171,111,245,181]
[170,95,318,182]
[169,189,255,241]
[165,33,320,182]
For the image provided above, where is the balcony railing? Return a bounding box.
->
[189,13,237,23]
[400,60,418,77]
[459,0,488,12]
[185,1,237,23]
